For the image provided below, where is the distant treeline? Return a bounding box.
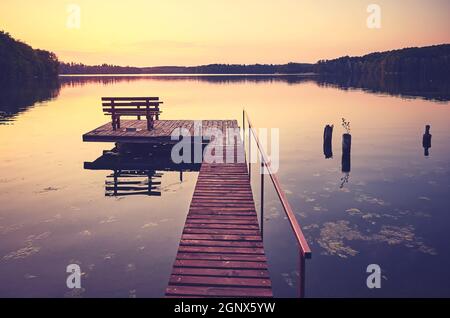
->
[59,62,314,74]
[59,63,142,74]
[59,44,450,78]
[0,31,59,84]
[316,44,450,78]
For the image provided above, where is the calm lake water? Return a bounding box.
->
[0,75,449,297]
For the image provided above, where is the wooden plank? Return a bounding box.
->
[185,219,258,225]
[183,223,260,230]
[186,215,256,220]
[183,228,261,235]
[180,239,263,248]
[188,211,256,216]
[165,286,272,298]
[103,109,161,113]
[103,103,161,107]
[170,275,271,288]
[181,234,262,241]
[101,97,160,101]
[190,201,256,206]
[178,246,265,255]
[176,253,267,262]
[171,267,269,278]
[192,193,253,197]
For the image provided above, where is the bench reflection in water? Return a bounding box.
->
[84,143,202,197]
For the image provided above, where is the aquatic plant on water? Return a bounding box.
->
[342,118,351,135]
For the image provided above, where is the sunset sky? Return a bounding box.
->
[1,0,449,66]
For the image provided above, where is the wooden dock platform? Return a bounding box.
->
[83,119,239,143]
[83,118,274,297]
[165,130,273,298]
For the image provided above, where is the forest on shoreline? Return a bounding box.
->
[0,31,59,84]
[316,44,450,79]
[1,30,449,81]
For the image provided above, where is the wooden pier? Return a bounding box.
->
[83,95,313,298]
[165,132,272,298]
[83,117,309,298]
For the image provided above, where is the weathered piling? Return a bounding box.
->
[342,133,351,173]
[323,124,333,159]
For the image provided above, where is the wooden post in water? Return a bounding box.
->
[342,133,351,173]
[323,124,333,159]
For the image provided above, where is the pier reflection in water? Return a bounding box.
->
[84,143,202,197]
[105,170,162,197]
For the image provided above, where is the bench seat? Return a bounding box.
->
[101,97,163,130]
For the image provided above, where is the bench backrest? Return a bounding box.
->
[102,97,163,112]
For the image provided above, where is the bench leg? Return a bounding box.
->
[147,116,154,130]
[117,116,121,129]
[112,116,116,131]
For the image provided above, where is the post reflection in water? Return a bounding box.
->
[423,125,432,157]
[340,133,352,188]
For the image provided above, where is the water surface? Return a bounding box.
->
[0,75,449,297]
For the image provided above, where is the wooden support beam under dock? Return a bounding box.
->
[165,131,273,298]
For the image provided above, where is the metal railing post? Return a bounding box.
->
[248,125,251,181]
[242,110,246,155]
[299,253,306,298]
[260,161,264,238]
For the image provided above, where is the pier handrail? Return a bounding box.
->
[243,110,312,259]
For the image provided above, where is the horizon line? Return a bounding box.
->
[58,42,450,69]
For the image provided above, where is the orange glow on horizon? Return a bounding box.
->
[0,0,449,66]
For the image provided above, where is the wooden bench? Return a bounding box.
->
[102,97,164,131]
